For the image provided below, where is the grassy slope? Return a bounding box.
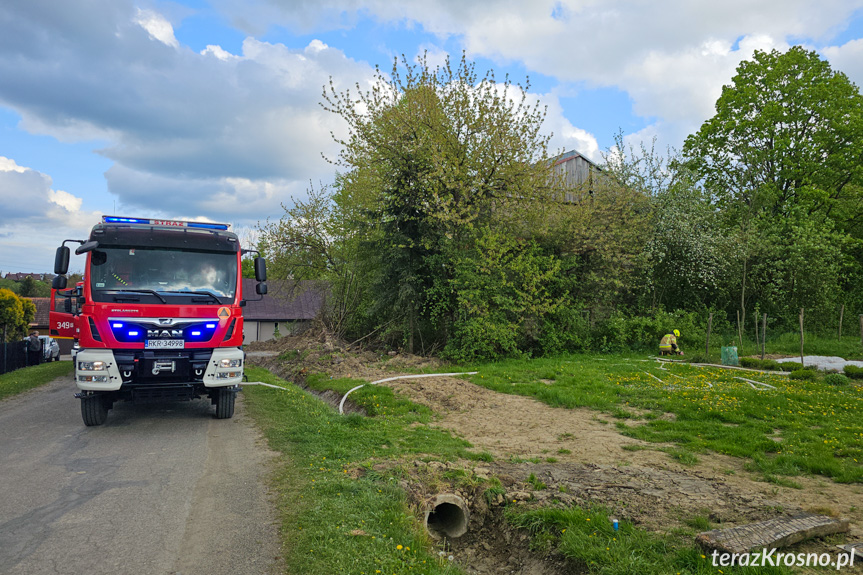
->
[0,361,73,401]
[243,366,475,575]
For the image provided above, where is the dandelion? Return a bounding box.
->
[397,545,403,550]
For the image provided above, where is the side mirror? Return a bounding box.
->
[256,282,268,295]
[76,240,99,255]
[254,257,267,282]
[54,246,70,275]
[52,275,68,290]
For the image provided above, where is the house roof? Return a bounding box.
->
[25,297,51,327]
[241,279,325,321]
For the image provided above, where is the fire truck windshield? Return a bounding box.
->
[89,247,237,303]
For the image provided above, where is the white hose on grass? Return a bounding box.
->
[339,372,478,415]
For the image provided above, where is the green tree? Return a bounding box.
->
[321,52,555,352]
[683,46,863,219]
[0,289,35,342]
[258,181,373,337]
[18,276,50,297]
[683,46,863,329]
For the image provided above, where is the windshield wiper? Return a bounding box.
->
[113,289,168,304]
[160,290,222,304]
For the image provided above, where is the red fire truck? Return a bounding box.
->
[51,216,267,426]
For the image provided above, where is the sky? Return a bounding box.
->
[2,0,863,274]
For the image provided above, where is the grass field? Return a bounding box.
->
[459,355,863,484]
[242,354,857,574]
[0,361,73,401]
[699,333,863,363]
[243,366,478,575]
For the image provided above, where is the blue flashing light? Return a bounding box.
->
[191,331,201,336]
[187,222,229,231]
[206,323,216,329]
[102,215,229,230]
[128,331,139,337]
[103,216,150,224]
[112,322,124,328]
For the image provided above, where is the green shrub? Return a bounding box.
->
[789,369,817,381]
[843,364,863,379]
[739,357,783,370]
[823,373,850,386]
[778,361,804,371]
[739,357,760,368]
[592,308,703,353]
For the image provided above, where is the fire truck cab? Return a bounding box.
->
[52,216,267,426]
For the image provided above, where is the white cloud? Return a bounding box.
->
[0,158,102,273]
[0,2,375,227]
[134,8,179,48]
[822,38,863,88]
[210,0,863,154]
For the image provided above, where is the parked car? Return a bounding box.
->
[39,335,61,362]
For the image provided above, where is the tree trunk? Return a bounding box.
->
[706,312,712,358]
[799,308,805,367]
[761,313,767,360]
[838,304,844,341]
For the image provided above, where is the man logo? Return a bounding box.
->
[147,329,183,338]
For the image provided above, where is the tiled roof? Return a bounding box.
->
[241,279,326,321]
[25,297,51,327]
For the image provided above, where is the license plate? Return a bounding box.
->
[145,339,185,349]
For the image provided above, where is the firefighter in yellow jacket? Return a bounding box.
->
[659,330,683,356]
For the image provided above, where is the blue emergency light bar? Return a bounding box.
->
[102,216,229,230]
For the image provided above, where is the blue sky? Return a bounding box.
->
[2,0,863,273]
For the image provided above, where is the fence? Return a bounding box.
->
[1,340,42,376]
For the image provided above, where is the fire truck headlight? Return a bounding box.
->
[78,361,107,371]
[219,358,242,368]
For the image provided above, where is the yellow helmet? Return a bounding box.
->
[673,329,680,337]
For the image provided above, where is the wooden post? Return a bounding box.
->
[761,313,767,360]
[838,304,844,341]
[754,312,759,350]
[799,308,805,367]
[737,310,743,349]
[706,312,713,358]
[860,315,863,348]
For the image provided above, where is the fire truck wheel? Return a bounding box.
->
[81,393,109,426]
[215,387,235,419]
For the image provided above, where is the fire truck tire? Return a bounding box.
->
[215,387,235,419]
[81,393,109,426]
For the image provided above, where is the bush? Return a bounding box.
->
[537,307,591,355]
[789,369,817,381]
[823,373,850,386]
[778,361,804,372]
[843,364,863,380]
[592,308,703,353]
[739,357,782,370]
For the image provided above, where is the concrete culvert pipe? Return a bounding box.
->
[424,494,469,539]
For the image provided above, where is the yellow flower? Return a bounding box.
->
[397,545,403,550]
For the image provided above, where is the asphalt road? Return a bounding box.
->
[0,375,282,575]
